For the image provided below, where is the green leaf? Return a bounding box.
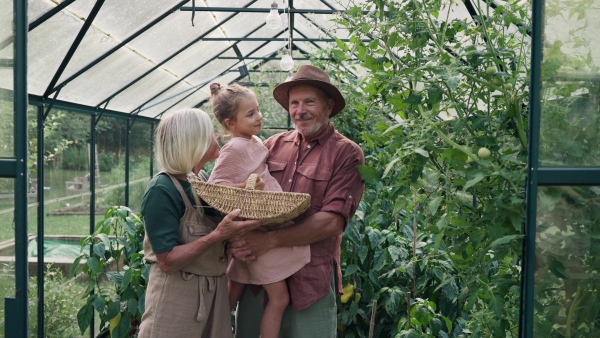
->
[428,196,443,216]
[344,264,359,276]
[403,93,423,104]
[138,292,146,315]
[122,268,133,289]
[86,257,99,274]
[383,157,401,178]
[427,86,444,105]
[71,256,83,277]
[77,300,94,334]
[463,172,484,191]
[335,38,349,52]
[106,301,120,320]
[489,234,523,248]
[488,293,504,317]
[398,329,421,338]
[92,243,105,259]
[357,165,379,185]
[414,148,429,158]
[384,289,401,316]
[127,298,138,316]
[92,296,106,313]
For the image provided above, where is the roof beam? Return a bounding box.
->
[47,0,192,97]
[217,56,356,61]
[129,22,268,114]
[0,0,78,52]
[180,7,370,14]
[197,37,364,42]
[151,40,275,118]
[95,0,260,108]
[43,0,106,98]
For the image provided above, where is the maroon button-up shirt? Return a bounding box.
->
[264,122,365,311]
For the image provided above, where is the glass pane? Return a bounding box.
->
[44,110,91,241]
[0,86,13,158]
[95,117,126,216]
[0,178,15,335]
[129,121,152,213]
[42,107,93,338]
[539,1,600,167]
[534,185,600,337]
[0,0,13,158]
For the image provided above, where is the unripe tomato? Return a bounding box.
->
[478,147,491,159]
[485,66,497,75]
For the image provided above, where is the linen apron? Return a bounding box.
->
[138,174,230,338]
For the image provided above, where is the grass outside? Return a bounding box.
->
[0,164,150,243]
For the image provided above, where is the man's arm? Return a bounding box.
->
[228,211,344,261]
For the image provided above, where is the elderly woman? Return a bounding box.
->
[138,108,262,338]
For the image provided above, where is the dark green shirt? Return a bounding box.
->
[141,173,220,254]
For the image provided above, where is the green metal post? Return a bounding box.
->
[520,0,544,337]
[89,114,97,338]
[125,118,131,206]
[11,0,29,336]
[37,105,45,338]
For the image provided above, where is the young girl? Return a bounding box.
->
[207,82,310,338]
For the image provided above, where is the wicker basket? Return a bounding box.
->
[190,174,311,225]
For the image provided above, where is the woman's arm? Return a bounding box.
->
[156,209,262,273]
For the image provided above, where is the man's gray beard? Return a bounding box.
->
[294,119,326,137]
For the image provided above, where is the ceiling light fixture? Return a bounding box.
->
[266,1,282,30]
[280,1,294,71]
[280,48,294,71]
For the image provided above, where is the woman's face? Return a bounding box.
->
[192,133,220,175]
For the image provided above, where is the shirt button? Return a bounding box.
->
[289,179,292,182]
[348,195,352,199]
[307,145,311,148]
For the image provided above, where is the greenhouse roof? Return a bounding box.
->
[0,0,364,119]
[0,0,527,120]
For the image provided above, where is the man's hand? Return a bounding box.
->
[227,229,277,262]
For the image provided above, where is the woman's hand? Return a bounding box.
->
[214,209,262,241]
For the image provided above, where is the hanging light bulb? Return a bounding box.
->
[280,47,294,71]
[266,2,282,30]
[284,71,294,82]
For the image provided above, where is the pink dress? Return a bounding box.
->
[208,136,310,285]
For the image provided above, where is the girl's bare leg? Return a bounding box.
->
[260,280,289,338]
[228,280,246,311]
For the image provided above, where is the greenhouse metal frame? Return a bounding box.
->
[1,0,600,337]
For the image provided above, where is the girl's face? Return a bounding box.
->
[225,96,262,139]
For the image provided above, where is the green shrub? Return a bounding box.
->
[29,267,87,337]
[60,146,88,171]
[98,153,114,172]
[0,263,86,337]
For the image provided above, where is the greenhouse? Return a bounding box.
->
[1,0,599,337]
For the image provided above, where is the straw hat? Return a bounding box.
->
[273,65,346,118]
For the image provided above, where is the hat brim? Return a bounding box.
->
[272,79,346,118]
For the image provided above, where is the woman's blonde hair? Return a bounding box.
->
[155,109,213,215]
[155,108,213,175]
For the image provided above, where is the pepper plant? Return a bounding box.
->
[72,206,149,338]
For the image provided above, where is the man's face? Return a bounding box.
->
[288,84,334,138]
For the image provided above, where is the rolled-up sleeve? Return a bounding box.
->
[320,143,365,226]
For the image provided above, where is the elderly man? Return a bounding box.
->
[230,65,365,337]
